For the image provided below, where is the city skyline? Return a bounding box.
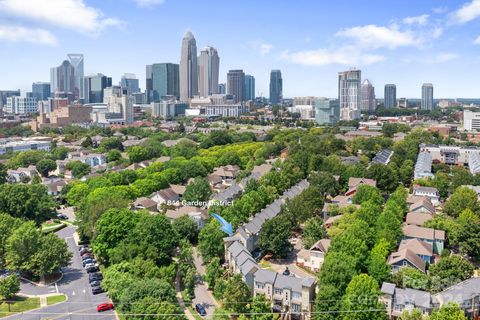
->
[1,0,480,98]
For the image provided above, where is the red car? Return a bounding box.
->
[97,303,114,312]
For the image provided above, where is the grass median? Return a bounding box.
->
[0,297,40,318]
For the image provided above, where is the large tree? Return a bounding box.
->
[222,274,251,313]
[430,302,466,320]
[352,185,383,206]
[36,159,57,177]
[392,267,429,291]
[0,274,20,300]
[198,220,226,263]
[0,214,24,269]
[92,208,145,265]
[5,222,71,277]
[172,215,199,244]
[429,255,474,292]
[0,163,7,184]
[258,215,292,258]
[341,274,387,320]
[366,163,399,193]
[400,309,424,320]
[0,184,56,224]
[444,186,479,217]
[367,239,391,284]
[182,177,212,204]
[302,216,326,249]
[456,209,480,259]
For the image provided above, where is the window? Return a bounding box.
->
[292,304,301,313]
[274,288,282,295]
[394,304,403,312]
[292,292,302,300]
[256,282,265,290]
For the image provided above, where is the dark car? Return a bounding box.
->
[90,280,101,287]
[89,273,103,283]
[79,248,91,256]
[81,253,93,259]
[57,213,68,220]
[195,303,207,316]
[91,286,103,295]
[86,266,99,273]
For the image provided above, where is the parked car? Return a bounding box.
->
[90,280,101,287]
[79,248,91,256]
[97,303,114,312]
[88,273,103,282]
[91,286,103,295]
[88,272,103,282]
[81,253,93,259]
[83,259,97,267]
[195,303,207,316]
[57,213,68,220]
[86,266,99,273]
[78,245,89,251]
[84,263,98,270]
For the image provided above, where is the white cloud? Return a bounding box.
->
[335,24,421,49]
[0,25,57,46]
[433,6,448,14]
[432,26,443,39]
[134,0,165,7]
[0,0,121,35]
[474,35,480,44]
[280,47,385,66]
[403,14,430,25]
[259,43,273,56]
[449,0,480,24]
[249,41,273,56]
[430,52,460,63]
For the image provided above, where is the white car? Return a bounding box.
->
[84,263,98,269]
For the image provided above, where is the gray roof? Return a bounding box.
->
[381,282,396,295]
[239,259,258,276]
[394,287,432,308]
[254,269,277,284]
[435,277,480,304]
[301,277,316,287]
[228,241,246,257]
[274,274,303,292]
[372,149,393,165]
[235,251,254,266]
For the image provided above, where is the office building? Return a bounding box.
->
[152,100,188,118]
[180,31,198,101]
[269,70,283,104]
[104,93,134,124]
[218,83,226,94]
[384,84,397,109]
[0,137,51,155]
[32,105,93,131]
[464,110,480,131]
[120,73,140,94]
[360,79,375,113]
[198,46,220,97]
[244,75,255,101]
[204,104,247,118]
[338,68,361,120]
[227,70,245,103]
[31,82,51,101]
[67,54,84,99]
[0,90,20,111]
[83,74,112,104]
[421,83,434,111]
[146,63,180,102]
[5,97,37,114]
[314,98,340,126]
[50,60,75,97]
[398,98,408,108]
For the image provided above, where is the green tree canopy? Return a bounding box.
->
[302,216,326,249]
[429,255,474,292]
[258,215,292,258]
[430,302,466,320]
[341,274,386,320]
[444,186,479,217]
[35,158,57,177]
[182,177,212,204]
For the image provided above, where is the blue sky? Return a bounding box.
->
[0,0,480,98]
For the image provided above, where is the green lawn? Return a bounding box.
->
[47,294,67,305]
[0,297,40,318]
[258,259,272,269]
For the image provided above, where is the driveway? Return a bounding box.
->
[191,247,218,319]
[5,226,116,320]
[266,237,315,279]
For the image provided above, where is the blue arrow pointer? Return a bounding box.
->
[211,213,233,236]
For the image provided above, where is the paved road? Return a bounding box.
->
[191,247,218,319]
[5,226,116,320]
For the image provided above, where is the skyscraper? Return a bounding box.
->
[83,73,112,104]
[269,70,283,104]
[338,68,361,120]
[67,54,84,99]
[198,46,220,97]
[227,70,245,103]
[421,83,434,111]
[31,82,51,101]
[120,74,140,94]
[360,79,375,113]
[147,63,180,102]
[384,84,397,109]
[244,75,255,101]
[218,83,226,94]
[50,60,75,97]
[180,31,198,101]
